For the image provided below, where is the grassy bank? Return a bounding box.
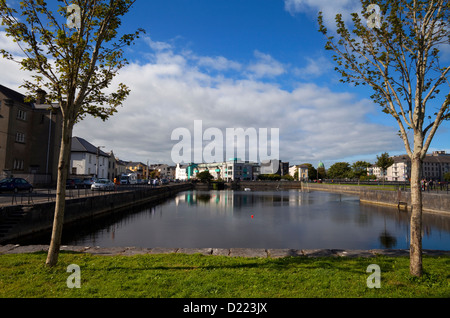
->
[0,252,449,298]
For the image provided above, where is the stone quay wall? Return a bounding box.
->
[0,183,193,244]
[305,183,450,215]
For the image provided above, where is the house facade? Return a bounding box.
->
[289,164,309,181]
[70,136,110,179]
[0,85,62,184]
[175,163,188,181]
[126,162,149,180]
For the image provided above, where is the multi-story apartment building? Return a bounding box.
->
[176,159,260,181]
[0,85,62,184]
[368,151,450,182]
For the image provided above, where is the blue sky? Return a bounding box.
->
[1,0,449,168]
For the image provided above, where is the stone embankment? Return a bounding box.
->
[0,183,193,244]
[304,183,450,215]
[1,244,449,258]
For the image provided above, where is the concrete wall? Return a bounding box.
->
[305,183,450,215]
[0,183,193,243]
[238,181,302,190]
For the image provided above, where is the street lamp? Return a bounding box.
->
[96,145,105,178]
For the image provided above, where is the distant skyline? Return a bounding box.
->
[1,0,449,169]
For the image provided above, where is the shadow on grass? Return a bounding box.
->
[43,251,409,277]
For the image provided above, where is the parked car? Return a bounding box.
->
[83,178,97,187]
[91,178,115,191]
[0,178,33,193]
[66,178,85,189]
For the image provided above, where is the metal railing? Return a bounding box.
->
[316,179,450,194]
[0,182,180,206]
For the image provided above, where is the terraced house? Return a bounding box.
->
[0,84,62,185]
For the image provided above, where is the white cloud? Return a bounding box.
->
[72,47,402,164]
[284,0,362,31]
[294,56,332,79]
[0,31,402,166]
[196,55,242,72]
[246,50,286,79]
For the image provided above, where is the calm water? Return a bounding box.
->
[58,190,450,250]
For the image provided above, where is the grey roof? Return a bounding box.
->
[391,153,450,164]
[0,84,33,107]
[71,136,109,157]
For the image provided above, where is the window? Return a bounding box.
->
[15,132,25,143]
[17,109,27,120]
[13,159,24,171]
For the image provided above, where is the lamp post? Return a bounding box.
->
[96,145,105,178]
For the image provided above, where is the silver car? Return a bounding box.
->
[91,178,115,191]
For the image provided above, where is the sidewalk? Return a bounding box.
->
[1,244,449,257]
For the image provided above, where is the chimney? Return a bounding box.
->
[36,88,47,104]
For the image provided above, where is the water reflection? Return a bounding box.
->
[53,190,450,250]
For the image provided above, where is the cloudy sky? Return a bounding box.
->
[1,0,449,168]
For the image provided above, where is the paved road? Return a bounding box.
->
[0,184,167,207]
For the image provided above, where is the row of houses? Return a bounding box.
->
[70,136,177,181]
[175,159,309,182]
[0,84,177,184]
[368,151,450,182]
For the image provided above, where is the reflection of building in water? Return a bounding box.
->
[175,190,314,211]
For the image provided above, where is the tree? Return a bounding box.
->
[376,153,395,182]
[317,165,327,179]
[352,160,372,179]
[196,170,213,182]
[0,0,144,266]
[300,163,320,180]
[327,162,352,179]
[318,0,449,276]
[444,172,450,182]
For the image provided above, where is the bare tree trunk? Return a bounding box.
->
[409,153,423,277]
[46,119,73,267]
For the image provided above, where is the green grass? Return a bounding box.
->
[0,252,449,298]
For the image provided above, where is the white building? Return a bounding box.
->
[70,136,110,179]
[175,163,188,181]
[289,164,309,181]
[386,157,409,182]
[183,159,260,181]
